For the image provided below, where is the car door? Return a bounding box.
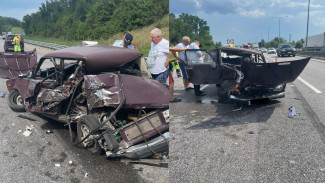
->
[185,49,220,85]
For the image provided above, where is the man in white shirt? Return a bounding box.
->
[148,28,169,83]
[172,36,193,91]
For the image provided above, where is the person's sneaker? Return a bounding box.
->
[185,87,194,91]
[170,98,181,103]
[195,91,206,96]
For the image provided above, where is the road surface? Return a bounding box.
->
[170,52,325,182]
[0,37,168,183]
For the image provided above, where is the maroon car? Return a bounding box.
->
[185,47,310,103]
[5,45,169,159]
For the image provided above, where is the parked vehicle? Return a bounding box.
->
[260,47,267,53]
[3,34,24,52]
[267,47,276,54]
[185,47,310,103]
[277,44,296,57]
[4,46,169,159]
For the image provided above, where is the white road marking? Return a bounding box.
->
[200,84,209,90]
[297,77,322,94]
[311,58,325,63]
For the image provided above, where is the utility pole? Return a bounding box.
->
[289,33,291,43]
[272,16,288,46]
[305,0,310,49]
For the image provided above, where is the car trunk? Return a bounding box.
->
[239,57,311,88]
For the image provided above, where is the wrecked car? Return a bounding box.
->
[185,47,310,102]
[5,45,169,159]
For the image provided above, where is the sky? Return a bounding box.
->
[0,0,47,21]
[170,0,325,45]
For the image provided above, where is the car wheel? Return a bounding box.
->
[77,115,104,155]
[293,55,295,57]
[8,90,26,112]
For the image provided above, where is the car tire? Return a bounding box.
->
[293,54,295,57]
[8,90,26,112]
[77,115,104,155]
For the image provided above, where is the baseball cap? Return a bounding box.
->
[124,33,133,45]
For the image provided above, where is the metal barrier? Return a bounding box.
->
[24,39,69,50]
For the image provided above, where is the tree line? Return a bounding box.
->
[258,37,304,48]
[170,13,221,49]
[0,16,21,33]
[22,0,168,40]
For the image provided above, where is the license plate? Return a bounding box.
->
[288,52,292,54]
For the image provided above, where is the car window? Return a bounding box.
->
[280,45,292,48]
[6,35,14,40]
[185,49,213,64]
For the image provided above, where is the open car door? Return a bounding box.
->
[185,49,220,85]
[0,49,37,79]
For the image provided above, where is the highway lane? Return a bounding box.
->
[169,53,325,182]
[0,38,167,183]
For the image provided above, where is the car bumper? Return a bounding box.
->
[229,92,285,101]
[107,132,169,159]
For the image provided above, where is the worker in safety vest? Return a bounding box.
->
[13,35,21,52]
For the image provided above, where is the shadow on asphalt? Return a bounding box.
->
[187,99,280,130]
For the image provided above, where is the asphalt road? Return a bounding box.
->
[0,37,168,183]
[169,52,325,182]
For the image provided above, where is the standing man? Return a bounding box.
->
[172,36,193,91]
[148,28,169,83]
[188,40,205,96]
[13,34,21,52]
[112,32,138,51]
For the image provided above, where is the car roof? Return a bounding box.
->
[219,46,261,55]
[42,45,142,72]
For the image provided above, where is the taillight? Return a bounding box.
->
[20,40,24,43]
[235,84,239,92]
[5,40,10,43]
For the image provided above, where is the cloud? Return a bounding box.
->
[239,9,266,17]
[192,0,202,8]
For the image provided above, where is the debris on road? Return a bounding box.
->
[233,106,242,112]
[46,130,53,134]
[320,168,325,172]
[288,106,297,118]
[22,125,34,137]
[69,161,73,164]
[18,115,36,121]
[249,130,255,134]
[0,91,6,98]
[55,164,60,167]
[289,160,295,164]
[18,130,22,133]
[85,173,88,177]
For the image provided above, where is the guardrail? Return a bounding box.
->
[24,39,68,50]
[297,50,325,57]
